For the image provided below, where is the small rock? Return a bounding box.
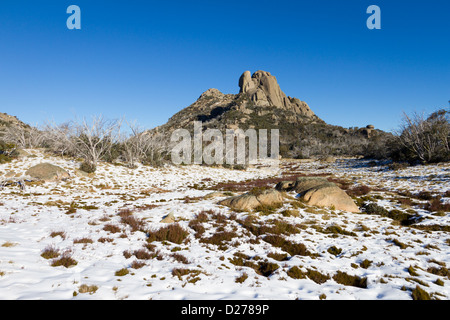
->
[161,212,175,223]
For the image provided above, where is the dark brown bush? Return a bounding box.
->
[103,224,121,233]
[133,249,152,260]
[200,230,239,248]
[121,214,145,232]
[73,237,94,244]
[188,220,205,238]
[263,235,314,257]
[171,253,190,264]
[346,185,372,197]
[130,260,146,269]
[147,223,189,244]
[422,198,450,213]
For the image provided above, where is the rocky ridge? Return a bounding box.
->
[0,112,30,131]
[155,70,387,159]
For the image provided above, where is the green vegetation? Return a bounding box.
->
[0,141,17,164]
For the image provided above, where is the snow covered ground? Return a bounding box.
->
[1,150,449,300]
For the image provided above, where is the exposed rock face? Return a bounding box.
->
[198,88,225,100]
[25,163,69,182]
[152,69,387,159]
[239,70,315,117]
[276,177,360,213]
[157,70,321,137]
[303,184,360,213]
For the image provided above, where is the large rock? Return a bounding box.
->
[218,188,284,211]
[276,176,360,213]
[303,184,360,213]
[25,163,69,182]
[239,70,315,117]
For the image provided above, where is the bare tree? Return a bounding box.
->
[120,121,151,168]
[42,115,122,171]
[41,121,75,157]
[397,109,450,163]
[2,125,44,149]
[121,123,170,167]
[72,116,122,170]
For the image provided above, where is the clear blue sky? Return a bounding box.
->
[1,0,449,132]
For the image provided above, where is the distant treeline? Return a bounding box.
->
[1,108,449,170]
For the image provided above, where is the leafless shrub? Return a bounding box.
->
[120,121,170,168]
[396,109,450,163]
[2,125,44,149]
[41,115,122,171]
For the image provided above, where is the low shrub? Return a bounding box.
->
[411,286,431,300]
[200,230,239,250]
[287,266,306,279]
[228,253,279,277]
[286,266,329,284]
[267,252,289,261]
[327,246,342,257]
[363,203,421,226]
[51,253,78,268]
[119,210,145,232]
[171,253,190,264]
[80,161,96,173]
[41,246,60,260]
[235,272,249,283]
[363,203,388,215]
[422,198,450,213]
[147,223,189,245]
[130,260,146,269]
[115,268,129,276]
[171,268,202,281]
[333,271,367,288]
[257,261,280,277]
[263,234,315,257]
[347,185,372,197]
[73,237,93,244]
[103,224,122,234]
[78,284,98,294]
[306,269,330,284]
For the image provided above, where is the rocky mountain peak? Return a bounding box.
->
[238,70,315,117]
[160,70,321,134]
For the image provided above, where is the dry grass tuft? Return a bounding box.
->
[147,223,189,245]
[51,252,78,268]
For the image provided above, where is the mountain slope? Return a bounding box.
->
[156,70,389,159]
